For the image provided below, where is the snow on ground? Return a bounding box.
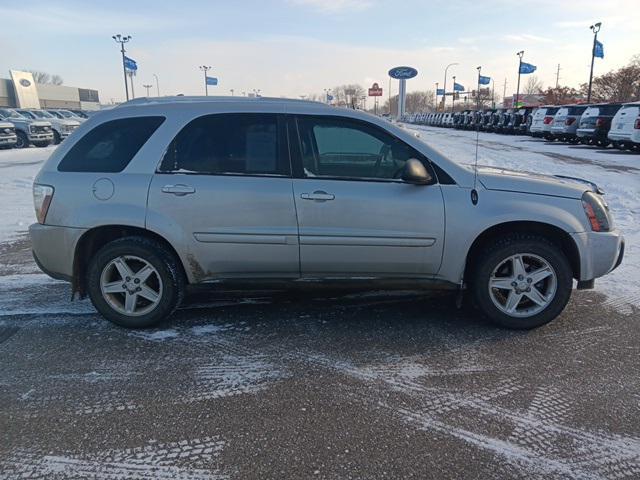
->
[0,145,54,242]
[406,124,640,309]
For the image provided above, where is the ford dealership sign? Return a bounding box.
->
[388,66,418,80]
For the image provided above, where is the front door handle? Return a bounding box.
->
[162,184,196,196]
[300,190,335,201]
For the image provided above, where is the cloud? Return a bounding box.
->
[288,0,373,13]
[501,34,552,43]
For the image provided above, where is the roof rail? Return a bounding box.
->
[117,95,331,108]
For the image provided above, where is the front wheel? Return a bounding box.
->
[471,234,573,329]
[15,131,29,148]
[87,237,185,328]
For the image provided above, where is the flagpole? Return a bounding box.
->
[515,50,524,109]
[477,66,481,110]
[112,34,131,101]
[587,22,601,103]
[451,75,456,113]
[199,65,211,96]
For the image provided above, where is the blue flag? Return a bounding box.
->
[436,88,445,95]
[594,40,604,59]
[124,56,138,71]
[206,76,218,86]
[479,75,491,85]
[326,93,334,101]
[519,62,537,74]
[453,82,465,92]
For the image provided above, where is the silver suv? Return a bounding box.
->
[30,97,624,329]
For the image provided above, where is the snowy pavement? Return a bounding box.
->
[1,139,639,479]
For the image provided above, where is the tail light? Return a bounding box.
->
[565,118,576,126]
[635,118,640,129]
[595,118,606,127]
[543,116,554,125]
[581,191,611,232]
[33,184,54,224]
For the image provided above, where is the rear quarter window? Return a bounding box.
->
[57,116,165,173]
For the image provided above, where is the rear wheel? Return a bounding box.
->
[53,131,61,145]
[87,237,185,328]
[471,234,573,329]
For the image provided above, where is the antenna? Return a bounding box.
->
[471,66,481,206]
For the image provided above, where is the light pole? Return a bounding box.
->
[112,34,132,101]
[434,82,439,110]
[199,65,211,96]
[587,22,602,103]
[324,88,332,104]
[230,89,234,96]
[153,73,160,96]
[515,50,524,108]
[442,62,458,112]
[143,84,152,97]
[476,66,482,110]
[253,89,261,97]
[451,75,457,112]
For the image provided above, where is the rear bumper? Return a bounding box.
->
[608,131,632,142]
[571,230,625,281]
[29,223,87,282]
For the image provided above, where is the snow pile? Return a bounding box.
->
[0,146,54,242]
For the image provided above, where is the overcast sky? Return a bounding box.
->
[2,0,639,102]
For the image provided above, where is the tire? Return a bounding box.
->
[34,142,51,148]
[15,131,29,149]
[53,131,61,145]
[87,236,185,328]
[470,234,573,329]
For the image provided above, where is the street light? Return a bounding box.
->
[435,82,439,109]
[153,73,160,96]
[230,89,234,96]
[112,34,132,101]
[587,22,602,103]
[451,75,457,112]
[515,50,525,109]
[253,89,261,97]
[442,62,458,112]
[143,84,152,97]
[199,65,211,96]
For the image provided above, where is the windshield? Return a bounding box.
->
[58,110,73,118]
[0,109,26,119]
[48,111,64,119]
[31,110,54,119]
[17,110,36,119]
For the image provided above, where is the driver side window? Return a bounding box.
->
[296,116,423,180]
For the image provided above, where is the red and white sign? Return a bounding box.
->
[368,82,383,97]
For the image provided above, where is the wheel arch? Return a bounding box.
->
[72,225,187,298]
[463,221,581,284]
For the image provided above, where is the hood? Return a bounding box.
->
[59,119,80,127]
[30,120,53,127]
[477,166,599,199]
[0,121,13,128]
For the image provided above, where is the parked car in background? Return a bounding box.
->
[481,109,496,131]
[0,119,17,149]
[486,108,504,133]
[529,106,559,139]
[496,109,514,134]
[69,109,90,119]
[0,108,53,148]
[510,107,534,135]
[18,109,80,144]
[576,104,622,147]
[30,96,624,330]
[608,102,640,150]
[47,109,87,123]
[550,105,588,143]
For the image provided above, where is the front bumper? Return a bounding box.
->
[0,134,17,145]
[571,230,625,281]
[28,132,54,142]
[29,223,87,282]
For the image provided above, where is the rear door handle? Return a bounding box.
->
[300,190,335,201]
[162,184,196,196]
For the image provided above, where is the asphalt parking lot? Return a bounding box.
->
[1,236,639,479]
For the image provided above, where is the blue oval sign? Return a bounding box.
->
[388,66,418,80]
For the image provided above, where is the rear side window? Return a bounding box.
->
[159,113,289,176]
[58,117,164,173]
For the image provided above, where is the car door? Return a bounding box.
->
[146,113,300,281]
[289,115,445,277]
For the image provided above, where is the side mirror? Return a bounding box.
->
[401,158,432,185]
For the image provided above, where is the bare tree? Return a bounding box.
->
[542,86,582,105]
[581,56,640,103]
[51,75,64,86]
[524,76,544,94]
[29,70,51,84]
[381,90,435,115]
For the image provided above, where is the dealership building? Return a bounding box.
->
[0,70,100,110]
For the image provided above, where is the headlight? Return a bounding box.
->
[29,125,36,133]
[581,191,611,232]
[33,184,54,224]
